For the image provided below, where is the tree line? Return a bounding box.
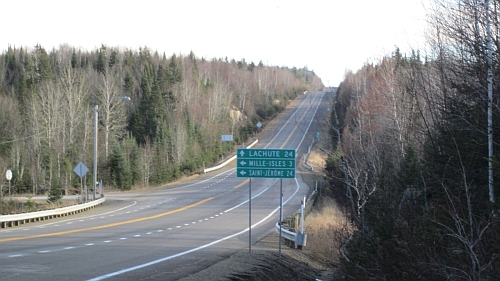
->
[0,43,322,201]
[326,1,500,280]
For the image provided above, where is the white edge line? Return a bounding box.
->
[86,93,323,281]
[87,177,300,281]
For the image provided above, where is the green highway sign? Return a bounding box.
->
[236,148,296,178]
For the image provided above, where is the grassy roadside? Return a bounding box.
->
[0,197,78,215]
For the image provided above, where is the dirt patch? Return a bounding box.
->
[178,233,336,281]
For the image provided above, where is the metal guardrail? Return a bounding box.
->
[0,137,259,228]
[275,222,298,241]
[203,139,258,173]
[0,139,257,228]
[0,197,106,228]
[276,189,318,248]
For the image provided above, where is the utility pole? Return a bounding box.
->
[93,105,98,201]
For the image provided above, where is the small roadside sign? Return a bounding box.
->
[5,169,12,181]
[73,162,89,178]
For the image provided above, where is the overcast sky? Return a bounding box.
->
[1,0,430,86]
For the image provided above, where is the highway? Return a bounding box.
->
[0,91,326,281]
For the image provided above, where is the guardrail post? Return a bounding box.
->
[297,196,307,250]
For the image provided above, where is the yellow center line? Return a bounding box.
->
[0,197,213,243]
[234,179,249,189]
[280,99,313,149]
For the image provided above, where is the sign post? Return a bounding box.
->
[236,148,296,255]
[73,162,89,203]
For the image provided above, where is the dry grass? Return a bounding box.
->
[1,198,79,215]
[305,197,350,263]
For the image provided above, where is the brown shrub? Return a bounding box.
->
[305,197,352,263]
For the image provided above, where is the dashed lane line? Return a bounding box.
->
[0,197,213,243]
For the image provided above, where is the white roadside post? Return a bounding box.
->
[301,195,305,235]
[297,195,307,250]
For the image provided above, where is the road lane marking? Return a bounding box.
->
[233,179,249,189]
[0,197,213,243]
[86,93,322,280]
[86,177,301,281]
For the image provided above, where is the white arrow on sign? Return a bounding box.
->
[239,150,246,157]
[240,161,247,166]
[239,170,247,176]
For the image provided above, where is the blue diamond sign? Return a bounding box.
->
[73,162,89,178]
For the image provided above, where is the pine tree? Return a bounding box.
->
[248,62,255,72]
[109,49,118,68]
[129,110,144,144]
[47,182,62,203]
[34,44,52,83]
[139,67,157,141]
[123,71,134,97]
[109,144,132,190]
[167,54,182,85]
[96,50,106,75]
[71,49,78,68]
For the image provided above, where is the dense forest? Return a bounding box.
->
[326,0,500,280]
[0,44,322,201]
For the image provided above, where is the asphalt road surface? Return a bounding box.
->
[0,91,326,281]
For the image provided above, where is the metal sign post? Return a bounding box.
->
[236,148,295,179]
[279,179,283,260]
[236,148,296,256]
[6,169,12,199]
[73,162,89,203]
[249,178,252,254]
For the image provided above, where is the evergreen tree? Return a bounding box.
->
[109,49,118,67]
[129,110,144,144]
[109,144,132,190]
[123,71,134,97]
[167,54,182,85]
[47,182,62,203]
[96,46,107,75]
[71,49,78,68]
[34,44,52,83]
[248,62,255,72]
[399,142,421,189]
[137,66,159,142]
